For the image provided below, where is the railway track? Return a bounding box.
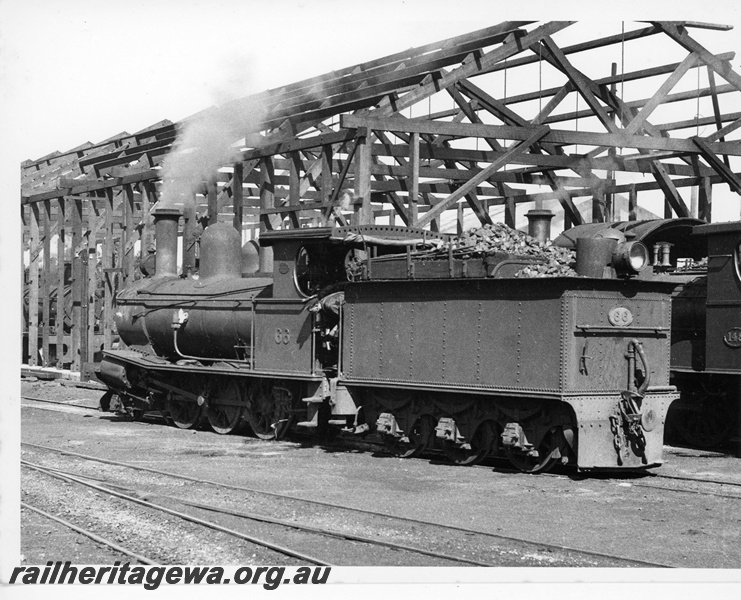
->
[21,501,159,565]
[22,394,741,501]
[22,442,669,568]
[21,394,101,412]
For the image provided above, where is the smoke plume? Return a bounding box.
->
[157,57,266,213]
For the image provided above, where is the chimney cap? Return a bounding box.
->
[151,207,183,218]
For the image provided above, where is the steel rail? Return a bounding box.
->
[31,462,491,567]
[649,472,741,489]
[21,501,159,565]
[23,442,670,568]
[22,460,331,566]
[21,394,99,411]
[37,462,493,567]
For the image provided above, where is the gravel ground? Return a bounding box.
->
[19,379,741,568]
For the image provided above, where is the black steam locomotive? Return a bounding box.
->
[97,206,691,473]
[554,218,741,449]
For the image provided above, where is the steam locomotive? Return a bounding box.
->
[97,206,689,473]
[554,218,741,449]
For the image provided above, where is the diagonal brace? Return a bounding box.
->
[416,126,550,228]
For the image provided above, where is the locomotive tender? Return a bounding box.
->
[99,207,681,473]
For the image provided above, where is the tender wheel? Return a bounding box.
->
[506,427,563,474]
[165,395,203,430]
[386,414,437,458]
[443,421,496,466]
[207,381,245,435]
[246,380,293,440]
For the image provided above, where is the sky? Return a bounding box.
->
[3,0,741,592]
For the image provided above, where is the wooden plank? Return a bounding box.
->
[373,22,574,118]
[656,22,741,93]
[538,36,619,134]
[692,136,741,195]
[628,185,638,221]
[416,126,549,228]
[28,203,40,366]
[342,115,741,156]
[41,200,51,366]
[706,67,731,168]
[626,53,700,135]
[704,114,741,143]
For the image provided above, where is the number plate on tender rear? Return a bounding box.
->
[608,306,633,327]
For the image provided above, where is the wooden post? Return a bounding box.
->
[78,198,89,377]
[355,132,373,225]
[504,193,516,229]
[259,157,276,272]
[698,176,712,222]
[41,200,51,366]
[86,194,101,375]
[232,161,244,234]
[141,181,155,258]
[287,152,301,228]
[592,188,605,223]
[28,203,40,366]
[182,193,198,276]
[103,189,114,353]
[457,202,464,236]
[123,184,136,286]
[207,178,218,224]
[408,132,420,226]
[56,198,66,367]
[71,197,83,373]
[321,145,333,211]
[628,184,638,221]
[21,205,27,364]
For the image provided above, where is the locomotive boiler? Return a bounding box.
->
[99,207,681,472]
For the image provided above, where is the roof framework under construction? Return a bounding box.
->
[20,21,741,376]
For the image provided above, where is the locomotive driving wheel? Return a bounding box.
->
[386,414,437,459]
[206,381,245,435]
[246,379,293,440]
[165,395,203,430]
[506,427,563,474]
[443,421,497,466]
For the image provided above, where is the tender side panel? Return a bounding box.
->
[564,291,673,393]
[343,280,563,395]
[705,228,741,374]
[670,277,707,372]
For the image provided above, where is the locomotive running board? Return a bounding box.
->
[100,350,323,383]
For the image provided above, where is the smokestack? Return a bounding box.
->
[152,207,182,278]
[525,209,555,244]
